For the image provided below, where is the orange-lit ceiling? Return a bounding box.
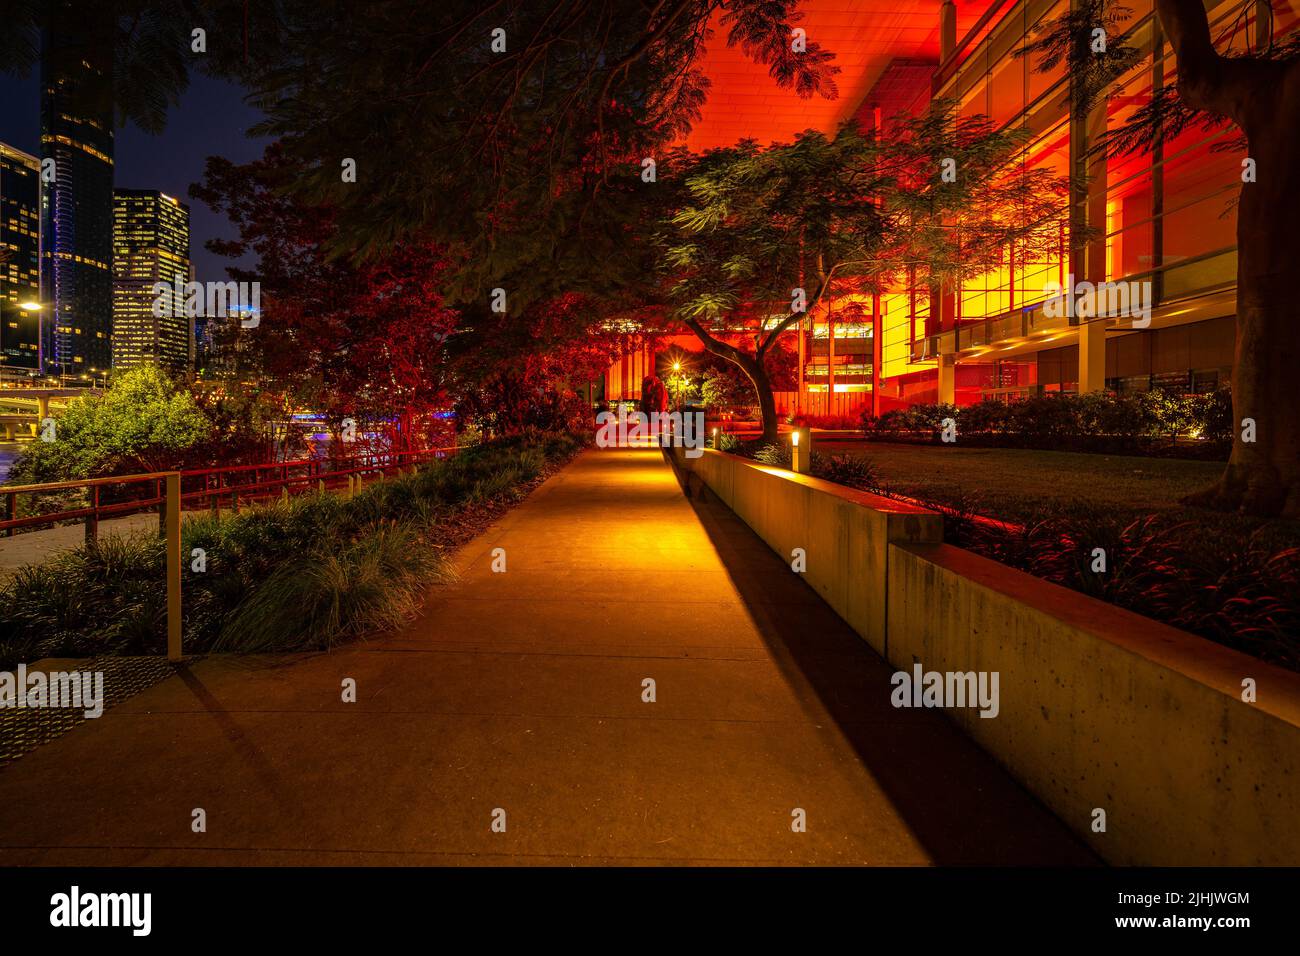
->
[682,0,988,150]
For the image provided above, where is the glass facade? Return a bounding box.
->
[0,143,42,373]
[112,190,193,370]
[872,0,1296,403]
[40,13,115,377]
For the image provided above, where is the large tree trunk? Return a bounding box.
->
[1157,0,1300,516]
[681,317,781,444]
[744,353,780,446]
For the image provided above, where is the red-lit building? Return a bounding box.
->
[605,0,1287,419]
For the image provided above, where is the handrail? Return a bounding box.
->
[1,446,459,540]
[0,446,460,662]
[1,471,182,494]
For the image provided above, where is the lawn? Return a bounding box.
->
[816,438,1226,522]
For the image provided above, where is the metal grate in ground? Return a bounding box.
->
[0,656,185,770]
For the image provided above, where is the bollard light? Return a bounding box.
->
[791,426,811,474]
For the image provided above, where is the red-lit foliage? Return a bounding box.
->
[191,145,459,425]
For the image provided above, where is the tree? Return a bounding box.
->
[5,365,210,484]
[1148,0,1300,516]
[448,293,631,434]
[660,113,1068,442]
[191,146,460,428]
[201,0,841,293]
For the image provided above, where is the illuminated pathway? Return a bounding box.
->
[0,449,1093,864]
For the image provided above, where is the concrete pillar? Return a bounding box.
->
[937,354,957,405]
[37,396,49,420]
[826,315,835,399]
[1079,319,1107,394]
[940,0,958,62]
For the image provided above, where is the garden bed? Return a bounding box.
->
[0,431,583,667]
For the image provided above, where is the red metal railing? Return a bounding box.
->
[1,446,458,542]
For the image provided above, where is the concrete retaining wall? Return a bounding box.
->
[672,446,1300,865]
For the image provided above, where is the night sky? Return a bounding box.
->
[0,70,267,283]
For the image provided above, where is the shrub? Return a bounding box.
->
[212,524,454,653]
[753,442,791,468]
[861,388,1232,457]
[713,432,744,453]
[0,432,581,667]
[811,452,880,491]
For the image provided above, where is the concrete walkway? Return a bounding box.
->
[0,449,1094,865]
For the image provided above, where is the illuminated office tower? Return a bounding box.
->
[0,142,43,374]
[112,189,192,370]
[40,6,115,377]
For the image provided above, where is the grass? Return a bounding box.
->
[816,439,1226,522]
[0,431,583,666]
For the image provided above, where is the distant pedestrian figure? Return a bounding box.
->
[640,375,668,416]
[640,375,669,446]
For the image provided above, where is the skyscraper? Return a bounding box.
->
[40,7,115,376]
[0,142,42,374]
[112,189,192,370]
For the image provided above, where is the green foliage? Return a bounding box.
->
[212,525,450,653]
[860,390,1232,455]
[747,441,878,490]
[713,432,744,453]
[6,365,210,485]
[810,452,880,491]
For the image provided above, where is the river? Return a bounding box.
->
[0,442,22,483]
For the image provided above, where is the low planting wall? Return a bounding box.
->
[671,447,1300,865]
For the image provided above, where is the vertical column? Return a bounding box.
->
[940,0,957,62]
[796,315,805,415]
[165,473,182,661]
[872,293,883,418]
[1079,317,1107,393]
[827,313,836,405]
[1151,19,1165,305]
[937,354,957,405]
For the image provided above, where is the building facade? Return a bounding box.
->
[0,143,43,375]
[871,0,1278,411]
[112,189,193,370]
[40,9,115,377]
[607,0,1288,420]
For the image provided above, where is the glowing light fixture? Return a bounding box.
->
[18,302,42,311]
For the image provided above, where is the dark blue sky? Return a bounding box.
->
[0,70,268,283]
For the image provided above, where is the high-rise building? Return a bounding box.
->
[0,142,43,375]
[112,189,192,370]
[40,7,115,377]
